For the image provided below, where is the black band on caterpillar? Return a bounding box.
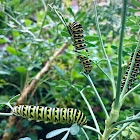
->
[68,22,92,74]
[13,105,87,126]
[120,49,140,94]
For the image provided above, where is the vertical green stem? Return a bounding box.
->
[93,0,116,98]
[80,90,100,132]
[102,1,128,139]
[121,36,140,100]
[114,0,128,109]
[84,74,109,118]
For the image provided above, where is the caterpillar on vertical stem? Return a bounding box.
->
[68,22,92,74]
[120,49,140,94]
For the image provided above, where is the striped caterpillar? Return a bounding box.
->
[13,105,87,126]
[120,49,140,94]
[68,22,92,74]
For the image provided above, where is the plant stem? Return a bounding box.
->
[120,45,140,99]
[112,117,140,128]
[84,74,109,118]
[92,0,116,98]
[3,11,36,39]
[80,90,100,132]
[83,125,102,136]
[102,1,128,139]
[120,37,140,100]
[38,0,47,38]
[93,61,112,82]
[0,113,13,116]
[81,128,89,140]
[121,83,140,102]
[114,0,128,109]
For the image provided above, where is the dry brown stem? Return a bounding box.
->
[2,42,69,140]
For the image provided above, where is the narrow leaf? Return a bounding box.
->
[46,128,69,139]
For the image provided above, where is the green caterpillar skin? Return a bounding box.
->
[120,49,140,94]
[13,105,87,126]
[68,22,92,74]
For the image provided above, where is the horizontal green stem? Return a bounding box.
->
[0,113,13,116]
[111,117,140,128]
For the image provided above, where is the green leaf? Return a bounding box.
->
[130,35,138,42]
[84,36,99,41]
[111,45,117,50]
[67,8,75,17]
[122,129,129,137]
[55,86,66,90]
[47,11,58,22]
[126,16,138,27]
[0,120,7,128]
[131,0,140,7]
[8,94,20,103]
[12,31,20,38]
[24,19,32,26]
[15,66,26,73]
[0,79,7,87]
[77,50,89,57]
[124,42,138,46]
[76,12,86,21]
[0,35,11,43]
[0,96,9,105]
[57,80,70,86]
[130,25,139,32]
[61,31,70,37]
[85,41,96,47]
[6,46,18,55]
[33,125,43,130]
[128,8,140,13]
[7,125,17,133]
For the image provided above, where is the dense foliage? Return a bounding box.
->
[0,0,140,140]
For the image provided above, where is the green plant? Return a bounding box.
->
[0,0,140,140]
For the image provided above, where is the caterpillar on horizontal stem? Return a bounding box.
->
[13,105,87,126]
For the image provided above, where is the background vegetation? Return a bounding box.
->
[0,0,139,140]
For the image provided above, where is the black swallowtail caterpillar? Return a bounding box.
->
[68,22,92,74]
[120,49,140,94]
[13,105,87,126]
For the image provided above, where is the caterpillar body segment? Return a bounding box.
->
[13,105,87,126]
[68,22,92,74]
[120,49,140,94]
